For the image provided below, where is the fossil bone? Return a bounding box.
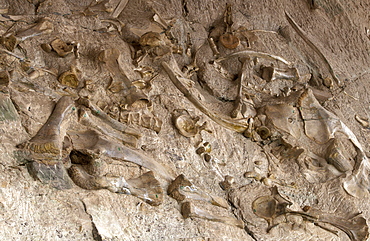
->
[67,130,175,181]
[78,98,141,138]
[78,107,139,148]
[285,12,341,86]
[325,138,354,172]
[21,96,75,161]
[69,165,163,206]
[99,48,133,93]
[167,174,228,208]
[162,61,249,133]
[355,115,369,129]
[15,18,53,42]
[215,50,292,66]
[58,66,79,88]
[260,66,300,82]
[181,201,244,228]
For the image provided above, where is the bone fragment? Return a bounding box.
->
[261,66,299,82]
[181,201,244,228]
[111,0,128,18]
[288,208,369,241]
[16,18,53,41]
[355,115,369,129]
[99,48,133,92]
[162,61,248,133]
[167,174,228,209]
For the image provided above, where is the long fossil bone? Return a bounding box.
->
[167,174,229,209]
[78,98,141,138]
[181,201,244,229]
[162,61,248,133]
[67,130,175,181]
[68,165,163,206]
[22,96,75,161]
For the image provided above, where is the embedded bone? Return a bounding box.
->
[289,207,369,241]
[15,18,53,42]
[220,33,240,49]
[78,98,141,138]
[264,104,301,139]
[111,0,128,18]
[355,115,369,129]
[68,165,163,206]
[181,201,244,229]
[120,110,162,133]
[173,114,207,138]
[58,66,79,88]
[261,66,299,82]
[67,130,175,181]
[162,61,249,133]
[207,37,220,57]
[167,174,228,208]
[325,138,354,172]
[0,93,18,121]
[285,12,341,86]
[78,107,139,148]
[50,39,75,57]
[215,50,292,66]
[98,48,133,93]
[21,96,75,161]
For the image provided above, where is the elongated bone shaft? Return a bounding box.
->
[69,165,163,206]
[215,50,291,66]
[16,18,53,41]
[162,61,248,133]
[285,12,341,85]
[79,98,141,138]
[167,174,229,208]
[68,130,175,181]
[23,96,74,160]
[78,107,138,148]
[181,201,244,229]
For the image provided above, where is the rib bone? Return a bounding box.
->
[162,61,248,133]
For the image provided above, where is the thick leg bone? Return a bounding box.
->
[162,61,248,133]
[181,201,244,229]
[167,174,229,209]
[260,66,299,82]
[22,96,75,161]
[67,130,175,181]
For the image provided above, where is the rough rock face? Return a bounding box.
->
[0,0,369,240]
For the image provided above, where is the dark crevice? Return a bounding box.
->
[81,200,103,241]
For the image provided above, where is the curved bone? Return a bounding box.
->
[285,12,341,86]
[162,61,248,133]
[215,50,291,66]
[181,201,244,229]
[167,174,229,209]
[67,130,175,181]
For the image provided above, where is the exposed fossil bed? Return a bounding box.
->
[0,0,370,240]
